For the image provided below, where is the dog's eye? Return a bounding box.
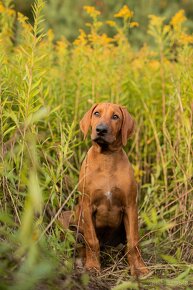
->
[94,111,100,117]
[112,114,119,120]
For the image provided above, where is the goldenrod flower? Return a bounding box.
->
[17,12,32,32]
[114,5,133,19]
[106,20,116,27]
[88,32,98,44]
[163,25,170,34]
[132,59,143,70]
[84,6,101,18]
[149,60,160,70]
[0,2,15,16]
[171,10,186,27]
[17,12,28,23]
[133,164,143,183]
[56,37,68,53]
[179,33,193,44]
[99,33,113,45]
[0,3,6,13]
[149,15,164,27]
[85,22,92,28]
[47,29,54,42]
[130,21,139,28]
[7,8,15,16]
[88,32,113,46]
[94,21,103,30]
[74,29,87,46]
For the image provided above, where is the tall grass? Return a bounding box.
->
[0,1,192,289]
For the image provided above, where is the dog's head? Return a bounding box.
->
[80,103,134,147]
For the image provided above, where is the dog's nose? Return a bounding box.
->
[96,124,108,135]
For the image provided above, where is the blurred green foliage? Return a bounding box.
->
[14,0,193,46]
[0,0,193,289]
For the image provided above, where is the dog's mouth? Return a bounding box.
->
[92,136,110,145]
[92,133,116,147]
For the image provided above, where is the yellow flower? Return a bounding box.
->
[106,20,116,27]
[99,33,113,45]
[179,33,193,44]
[163,25,170,34]
[94,21,103,30]
[133,164,143,183]
[84,6,101,18]
[0,3,15,16]
[0,3,6,13]
[47,29,54,42]
[149,15,164,27]
[7,8,15,16]
[130,21,139,28]
[170,10,186,27]
[56,37,68,53]
[17,12,28,23]
[132,59,143,70]
[88,32,98,43]
[149,60,160,70]
[88,32,113,46]
[17,12,32,32]
[114,5,133,19]
[73,29,87,46]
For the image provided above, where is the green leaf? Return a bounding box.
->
[160,254,178,264]
[113,281,138,290]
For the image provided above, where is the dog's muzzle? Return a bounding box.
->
[96,124,108,136]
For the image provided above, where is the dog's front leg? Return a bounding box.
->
[80,201,100,272]
[124,202,148,276]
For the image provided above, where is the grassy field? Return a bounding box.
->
[0,1,193,289]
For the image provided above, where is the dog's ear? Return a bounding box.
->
[80,104,98,139]
[120,106,135,146]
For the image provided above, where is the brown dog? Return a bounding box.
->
[74,103,148,276]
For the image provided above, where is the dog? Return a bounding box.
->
[59,103,148,276]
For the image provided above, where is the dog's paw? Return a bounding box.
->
[85,260,101,273]
[130,261,149,277]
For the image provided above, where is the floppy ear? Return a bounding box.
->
[80,104,98,139]
[120,106,135,146]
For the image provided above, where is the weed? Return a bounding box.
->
[0,1,192,289]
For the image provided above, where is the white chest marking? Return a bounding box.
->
[105,191,112,203]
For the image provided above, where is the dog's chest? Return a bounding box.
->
[91,184,124,208]
[104,191,112,203]
[92,188,123,229]
[86,150,130,204]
